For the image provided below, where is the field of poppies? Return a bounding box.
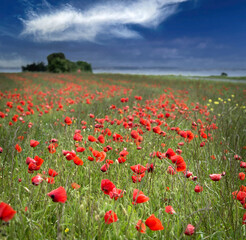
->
[0,72,246,239]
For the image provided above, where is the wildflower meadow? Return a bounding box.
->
[0,72,246,239]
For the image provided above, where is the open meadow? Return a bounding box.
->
[0,72,246,239]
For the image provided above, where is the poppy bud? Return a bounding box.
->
[192,176,198,181]
[194,185,203,193]
[184,224,195,235]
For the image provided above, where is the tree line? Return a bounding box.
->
[22,52,92,73]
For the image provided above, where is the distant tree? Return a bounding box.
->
[47,53,66,65]
[21,62,47,72]
[47,58,71,73]
[68,60,78,72]
[76,61,92,72]
[47,52,92,73]
[221,72,228,77]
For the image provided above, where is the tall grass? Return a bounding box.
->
[0,72,245,239]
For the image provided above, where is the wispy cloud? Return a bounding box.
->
[21,0,188,42]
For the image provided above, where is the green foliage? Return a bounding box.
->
[21,62,47,72]
[47,58,71,73]
[221,72,228,77]
[76,61,92,72]
[47,52,92,73]
[21,53,92,74]
[47,52,66,65]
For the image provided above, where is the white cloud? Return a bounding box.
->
[21,0,188,42]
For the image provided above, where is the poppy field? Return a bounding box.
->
[0,72,246,239]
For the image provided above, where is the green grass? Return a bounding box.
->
[0,72,246,239]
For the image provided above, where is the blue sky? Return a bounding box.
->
[1,0,246,70]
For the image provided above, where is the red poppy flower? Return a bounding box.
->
[73,133,83,142]
[97,135,105,144]
[200,142,206,147]
[34,156,44,166]
[146,163,154,173]
[170,155,186,172]
[239,172,245,180]
[233,191,246,201]
[209,174,222,181]
[48,144,56,154]
[0,112,5,118]
[30,139,39,148]
[240,186,246,192]
[26,157,35,165]
[32,174,43,185]
[176,161,186,172]
[132,189,149,205]
[200,131,207,139]
[104,210,118,224]
[88,156,94,161]
[155,151,164,159]
[135,220,146,233]
[145,214,164,231]
[167,166,176,175]
[130,164,147,174]
[179,131,187,138]
[184,170,193,178]
[113,133,123,142]
[50,138,58,143]
[76,147,85,152]
[101,163,109,172]
[45,177,54,184]
[0,202,16,222]
[165,148,176,159]
[243,213,246,225]
[131,130,139,139]
[234,155,242,160]
[192,176,198,181]
[28,156,44,172]
[186,131,194,141]
[88,135,97,142]
[165,205,176,215]
[153,126,161,134]
[176,149,182,155]
[211,155,216,160]
[240,162,246,168]
[62,150,76,160]
[71,183,81,189]
[47,186,67,203]
[101,179,115,195]
[109,188,124,200]
[73,155,84,166]
[92,150,106,162]
[184,224,195,235]
[119,149,128,157]
[106,159,114,164]
[194,185,203,193]
[15,144,22,152]
[117,157,126,163]
[64,116,72,125]
[48,168,58,177]
[132,173,145,183]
